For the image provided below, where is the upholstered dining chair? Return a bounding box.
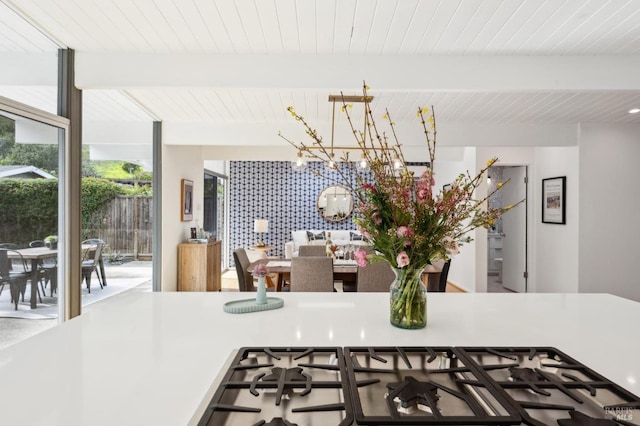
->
[289,256,334,292]
[233,247,280,292]
[233,248,255,292]
[356,261,396,292]
[298,245,326,257]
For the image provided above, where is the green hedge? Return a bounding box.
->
[0,177,128,247]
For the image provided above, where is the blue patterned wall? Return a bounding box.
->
[229,161,365,263]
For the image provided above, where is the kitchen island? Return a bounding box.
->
[0,292,638,425]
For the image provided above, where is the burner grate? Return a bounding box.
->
[199,346,640,426]
[345,346,522,425]
[197,347,354,426]
[458,347,640,426]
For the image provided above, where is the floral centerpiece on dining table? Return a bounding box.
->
[280,82,522,329]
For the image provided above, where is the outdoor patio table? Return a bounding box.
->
[7,246,57,309]
[8,244,107,309]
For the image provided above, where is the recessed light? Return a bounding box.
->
[629,108,640,114]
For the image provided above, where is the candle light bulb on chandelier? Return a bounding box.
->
[393,156,403,170]
[326,153,338,171]
[291,150,307,171]
[357,157,369,171]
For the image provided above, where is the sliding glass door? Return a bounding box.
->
[0,96,69,342]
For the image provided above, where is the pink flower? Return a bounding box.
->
[420,170,436,186]
[396,251,410,268]
[252,263,268,277]
[396,226,412,238]
[372,212,382,225]
[416,188,429,200]
[353,249,368,267]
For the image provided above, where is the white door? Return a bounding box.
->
[502,166,527,292]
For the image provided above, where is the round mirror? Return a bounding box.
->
[317,185,354,222]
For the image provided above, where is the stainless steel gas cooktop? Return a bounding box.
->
[197,346,640,426]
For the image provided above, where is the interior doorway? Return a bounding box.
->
[487,165,528,293]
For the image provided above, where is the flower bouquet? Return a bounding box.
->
[282,82,522,329]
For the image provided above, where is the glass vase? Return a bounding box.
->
[389,266,427,329]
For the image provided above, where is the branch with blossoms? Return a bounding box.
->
[281,81,524,269]
[278,108,361,194]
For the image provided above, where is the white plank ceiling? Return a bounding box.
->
[1,0,640,149]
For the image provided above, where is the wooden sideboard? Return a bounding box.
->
[178,239,221,291]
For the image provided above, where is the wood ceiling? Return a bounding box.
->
[1,0,639,151]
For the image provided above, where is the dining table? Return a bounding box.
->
[8,244,108,309]
[248,257,358,291]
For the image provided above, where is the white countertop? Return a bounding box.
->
[0,292,638,425]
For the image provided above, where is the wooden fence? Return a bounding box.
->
[85,195,152,260]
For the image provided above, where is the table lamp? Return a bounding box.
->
[254,219,268,247]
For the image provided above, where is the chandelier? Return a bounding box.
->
[280,91,403,174]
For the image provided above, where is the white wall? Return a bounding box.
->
[579,124,640,302]
[534,147,580,293]
[161,144,204,291]
[433,148,478,292]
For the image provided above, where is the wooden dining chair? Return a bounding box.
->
[290,256,334,292]
[356,261,396,292]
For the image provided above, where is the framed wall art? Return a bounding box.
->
[542,176,566,224]
[181,179,194,221]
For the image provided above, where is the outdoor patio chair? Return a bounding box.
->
[0,249,29,310]
[81,240,105,293]
[29,240,55,296]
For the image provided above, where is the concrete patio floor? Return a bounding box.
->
[0,260,152,351]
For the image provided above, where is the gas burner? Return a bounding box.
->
[262,367,308,384]
[250,367,311,405]
[253,418,298,426]
[509,366,553,397]
[386,376,440,415]
[510,367,545,383]
[557,410,619,426]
